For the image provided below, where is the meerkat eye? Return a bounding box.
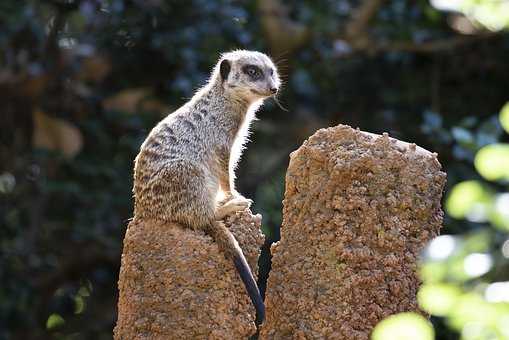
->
[242,65,262,79]
[270,68,274,76]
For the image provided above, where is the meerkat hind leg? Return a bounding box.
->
[215,196,252,220]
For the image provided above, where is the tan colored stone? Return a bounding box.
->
[260,124,446,340]
[114,210,264,340]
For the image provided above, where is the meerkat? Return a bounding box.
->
[132,50,280,323]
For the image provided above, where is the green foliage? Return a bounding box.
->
[372,312,434,340]
[1,0,508,339]
[374,103,509,339]
[446,180,492,221]
[418,283,463,316]
[475,144,509,182]
[500,103,509,134]
[46,314,65,330]
[460,0,509,31]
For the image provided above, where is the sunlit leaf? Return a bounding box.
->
[490,193,509,231]
[78,286,90,297]
[461,0,509,32]
[425,235,457,261]
[46,313,65,329]
[439,232,492,282]
[463,231,491,253]
[418,283,462,316]
[420,261,448,283]
[463,253,492,278]
[461,322,499,340]
[448,293,498,331]
[474,144,509,181]
[432,1,509,31]
[500,102,509,134]
[485,281,509,303]
[74,295,85,314]
[450,296,509,339]
[445,181,491,220]
[372,312,434,340]
[448,256,470,282]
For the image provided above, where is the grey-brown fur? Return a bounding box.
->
[132,50,280,321]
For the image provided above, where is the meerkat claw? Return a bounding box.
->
[236,196,253,207]
[215,196,251,220]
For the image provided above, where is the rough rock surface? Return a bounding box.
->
[114,210,264,340]
[260,125,446,340]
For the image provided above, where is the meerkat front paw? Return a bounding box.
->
[215,196,252,220]
[218,192,252,207]
[232,195,253,207]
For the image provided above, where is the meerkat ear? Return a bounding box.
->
[220,59,231,81]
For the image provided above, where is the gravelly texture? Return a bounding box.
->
[260,124,446,340]
[114,210,264,340]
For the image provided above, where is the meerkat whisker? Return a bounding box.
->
[272,94,288,112]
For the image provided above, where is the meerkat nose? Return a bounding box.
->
[270,87,277,94]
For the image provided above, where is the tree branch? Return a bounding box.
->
[374,31,499,53]
[334,0,500,55]
[345,0,385,48]
[257,0,311,58]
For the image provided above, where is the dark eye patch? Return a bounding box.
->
[242,64,263,80]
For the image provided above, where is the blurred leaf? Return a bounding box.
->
[46,313,65,330]
[485,281,509,303]
[476,116,503,148]
[22,74,48,98]
[463,253,492,278]
[463,231,491,254]
[490,193,509,231]
[474,144,509,181]
[447,293,509,336]
[451,127,474,147]
[422,110,442,130]
[372,312,434,340]
[418,283,462,316]
[77,285,91,297]
[102,87,152,114]
[0,172,16,194]
[78,55,111,83]
[460,0,509,32]
[74,295,85,314]
[32,109,83,158]
[420,261,448,283]
[445,180,492,220]
[424,235,458,261]
[500,102,509,134]
[448,256,471,282]
[139,98,169,115]
[432,232,493,282]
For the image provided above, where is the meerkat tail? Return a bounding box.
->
[211,221,265,323]
[232,246,266,324]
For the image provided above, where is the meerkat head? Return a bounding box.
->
[216,50,280,103]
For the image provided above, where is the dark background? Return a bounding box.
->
[1,1,508,339]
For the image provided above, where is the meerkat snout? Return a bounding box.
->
[218,50,280,102]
